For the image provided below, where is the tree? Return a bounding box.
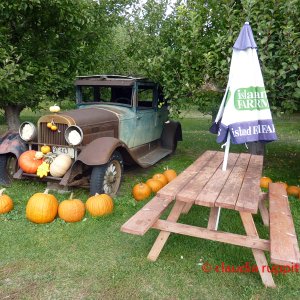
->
[126,0,300,115]
[0,0,133,130]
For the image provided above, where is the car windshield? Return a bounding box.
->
[79,85,133,106]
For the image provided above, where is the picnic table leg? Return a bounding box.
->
[240,211,276,288]
[258,192,269,226]
[207,207,221,230]
[181,202,193,214]
[147,200,186,261]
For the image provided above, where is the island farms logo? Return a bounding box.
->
[234,87,269,110]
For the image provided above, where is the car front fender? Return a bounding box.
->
[0,131,28,158]
[75,137,127,166]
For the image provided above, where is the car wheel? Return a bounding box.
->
[0,154,18,185]
[89,151,123,196]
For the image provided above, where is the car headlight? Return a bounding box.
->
[19,122,37,142]
[65,125,83,146]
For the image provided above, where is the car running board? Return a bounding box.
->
[136,146,172,168]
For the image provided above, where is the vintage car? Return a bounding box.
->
[0,75,182,195]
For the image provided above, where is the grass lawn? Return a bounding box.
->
[0,111,300,299]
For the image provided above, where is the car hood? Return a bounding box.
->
[62,107,119,127]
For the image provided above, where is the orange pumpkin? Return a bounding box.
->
[26,189,58,224]
[58,193,85,222]
[260,177,272,189]
[18,150,43,174]
[152,173,168,186]
[146,179,164,193]
[86,193,114,217]
[163,169,177,182]
[132,183,152,201]
[0,188,14,214]
[287,186,299,197]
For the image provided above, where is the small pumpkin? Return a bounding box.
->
[86,193,114,217]
[18,150,43,174]
[0,188,14,214]
[132,183,152,201]
[26,189,58,224]
[41,145,51,154]
[152,173,168,186]
[260,177,272,189]
[163,169,177,182]
[58,193,85,222]
[50,125,58,131]
[49,104,60,113]
[50,154,72,177]
[287,186,299,197]
[35,151,44,160]
[146,179,164,193]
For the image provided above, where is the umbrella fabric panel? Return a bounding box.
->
[216,47,277,144]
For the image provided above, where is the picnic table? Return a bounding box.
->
[121,150,300,288]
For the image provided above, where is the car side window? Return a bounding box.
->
[137,85,155,109]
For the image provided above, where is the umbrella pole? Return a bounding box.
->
[222,132,231,171]
[214,133,231,230]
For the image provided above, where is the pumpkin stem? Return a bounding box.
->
[69,192,74,199]
[0,188,6,196]
[44,188,49,194]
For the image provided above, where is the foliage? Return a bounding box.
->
[126,0,300,114]
[0,0,133,129]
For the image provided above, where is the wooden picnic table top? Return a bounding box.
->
[157,150,264,214]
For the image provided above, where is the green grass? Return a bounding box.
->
[0,113,300,299]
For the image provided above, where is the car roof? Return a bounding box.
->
[75,75,154,86]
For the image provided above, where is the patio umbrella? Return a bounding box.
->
[211,22,277,171]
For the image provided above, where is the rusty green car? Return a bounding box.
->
[0,75,182,195]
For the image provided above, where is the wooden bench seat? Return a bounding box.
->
[121,196,174,236]
[269,183,300,266]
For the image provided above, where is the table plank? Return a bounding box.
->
[176,151,224,203]
[269,183,300,266]
[235,154,263,213]
[121,196,173,235]
[157,150,217,201]
[195,153,239,207]
[215,153,251,210]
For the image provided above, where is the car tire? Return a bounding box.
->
[89,151,123,196]
[0,154,18,185]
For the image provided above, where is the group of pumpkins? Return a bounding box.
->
[18,148,72,178]
[132,168,177,201]
[0,188,114,224]
[260,176,300,198]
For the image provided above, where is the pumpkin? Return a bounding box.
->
[26,189,58,224]
[50,154,72,177]
[0,188,14,214]
[146,179,164,193]
[152,173,168,186]
[287,186,299,197]
[86,193,114,217]
[132,183,152,201]
[260,177,272,189]
[34,151,44,160]
[18,150,43,174]
[49,104,60,113]
[163,169,177,182]
[58,193,85,222]
[41,145,51,154]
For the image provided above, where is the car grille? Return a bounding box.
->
[39,122,68,146]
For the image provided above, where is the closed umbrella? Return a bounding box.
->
[211,22,277,171]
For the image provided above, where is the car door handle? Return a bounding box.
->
[136,116,141,120]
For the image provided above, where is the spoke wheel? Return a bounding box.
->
[0,154,18,185]
[90,151,123,196]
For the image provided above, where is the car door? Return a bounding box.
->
[133,83,158,147]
